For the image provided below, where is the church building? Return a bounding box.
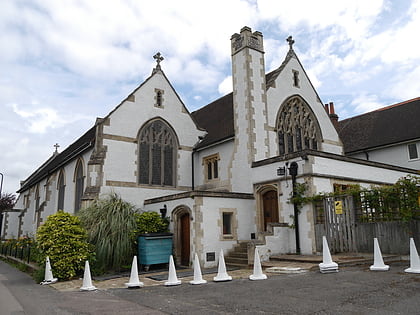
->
[2,27,418,268]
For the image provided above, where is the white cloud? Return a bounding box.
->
[350,93,385,114]
[218,76,233,95]
[1,0,419,193]
[11,103,91,134]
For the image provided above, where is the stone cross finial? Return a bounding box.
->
[54,143,60,153]
[286,36,295,49]
[153,52,164,70]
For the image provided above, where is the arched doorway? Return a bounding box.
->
[262,190,279,231]
[172,206,191,266]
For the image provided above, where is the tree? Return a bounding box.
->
[0,193,16,212]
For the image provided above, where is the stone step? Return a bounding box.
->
[228,252,248,259]
[225,256,248,265]
[225,262,251,269]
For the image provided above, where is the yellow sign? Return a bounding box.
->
[335,201,343,214]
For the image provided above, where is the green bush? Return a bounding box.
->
[78,193,138,273]
[36,210,92,280]
[134,211,169,234]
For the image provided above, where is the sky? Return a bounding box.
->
[1,0,419,194]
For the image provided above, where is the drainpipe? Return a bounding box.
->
[364,151,369,161]
[289,162,300,255]
[191,150,195,191]
[0,173,3,240]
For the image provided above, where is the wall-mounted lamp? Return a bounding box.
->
[160,205,167,219]
[277,166,286,176]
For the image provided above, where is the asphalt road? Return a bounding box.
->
[1,260,419,314]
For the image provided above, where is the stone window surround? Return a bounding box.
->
[276,96,321,155]
[292,69,300,88]
[73,158,85,212]
[407,142,419,161]
[203,153,220,182]
[138,118,178,187]
[154,88,164,108]
[218,208,238,241]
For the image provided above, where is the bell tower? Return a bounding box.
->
[229,26,269,192]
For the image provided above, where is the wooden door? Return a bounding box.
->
[180,213,190,266]
[263,190,279,231]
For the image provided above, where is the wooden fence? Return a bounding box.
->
[314,194,420,254]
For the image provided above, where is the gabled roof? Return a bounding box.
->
[17,67,204,193]
[104,68,204,132]
[337,97,420,154]
[18,126,96,193]
[191,47,323,150]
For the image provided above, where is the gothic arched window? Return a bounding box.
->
[277,96,321,155]
[57,170,65,211]
[74,159,84,212]
[138,119,177,186]
[34,185,40,222]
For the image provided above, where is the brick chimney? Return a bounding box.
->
[328,102,339,129]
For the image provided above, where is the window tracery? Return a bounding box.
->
[277,97,320,155]
[138,119,177,186]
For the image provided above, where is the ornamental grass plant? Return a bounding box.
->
[78,193,138,273]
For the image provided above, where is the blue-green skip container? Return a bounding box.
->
[138,233,173,269]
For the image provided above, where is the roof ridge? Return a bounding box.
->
[375,96,420,112]
[339,96,420,123]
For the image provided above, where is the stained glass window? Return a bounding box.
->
[138,119,177,186]
[57,170,65,211]
[277,96,321,155]
[74,160,84,212]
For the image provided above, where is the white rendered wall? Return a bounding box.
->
[200,197,255,268]
[143,196,255,268]
[3,150,92,239]
[348,141,420,171]
[101,70,205,197]
[194,140,234,191]
[312,156,411,184]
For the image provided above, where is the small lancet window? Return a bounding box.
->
[155,89,164,108]
[292,70,300,88]
[203,154,220,181]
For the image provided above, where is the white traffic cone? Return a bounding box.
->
[370,238,389,271]
[80,260,97,291]
[165,255,181,286]
[213,249,232,282]
[40,256,58,285]
[125,256,144,288]
[249,247,267,280]
[190,253,207,285]
[319,236,338,273]
[405,238,420,274]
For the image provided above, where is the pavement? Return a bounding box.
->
[1,254,419,314]
[50,253,407,291]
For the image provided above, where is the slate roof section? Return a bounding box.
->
[191,93,234,149]
[191,68,285,150]
[337,97,420,154]
[17,125,96,193]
